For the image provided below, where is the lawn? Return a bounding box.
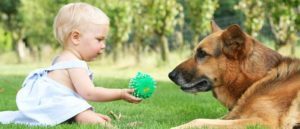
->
[0,63,267,129]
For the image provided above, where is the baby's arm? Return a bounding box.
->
[68,68,141,103]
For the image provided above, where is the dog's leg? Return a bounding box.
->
[171,118,269,129]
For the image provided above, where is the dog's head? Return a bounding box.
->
[169,21,281,94]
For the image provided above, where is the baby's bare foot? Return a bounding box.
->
[97,113,111,122]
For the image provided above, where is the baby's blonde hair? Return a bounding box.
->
[53,2,109,45]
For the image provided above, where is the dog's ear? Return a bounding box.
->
[221,24,246,59]
[211,20,221,33]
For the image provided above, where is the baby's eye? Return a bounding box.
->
[96,38,104,42]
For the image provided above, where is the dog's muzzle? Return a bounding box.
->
[168,70,180,85]
[169,70,212,93]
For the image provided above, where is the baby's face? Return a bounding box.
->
[77,24,109,61]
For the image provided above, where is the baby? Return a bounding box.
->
[0,2,141,127]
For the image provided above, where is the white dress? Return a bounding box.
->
[0,60,93,126]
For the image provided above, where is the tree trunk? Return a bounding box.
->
[134,38,142,64]
[290,35,298,56]
[13,30,26,63]
[192,35,200,49]
[291,42,295,56]
[112,43,122,63]
[175,31,184,52]
[16,38,26,63]
[274,43,280,51]
[159,35,169,62]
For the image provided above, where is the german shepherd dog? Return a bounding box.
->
[169,21,300,129]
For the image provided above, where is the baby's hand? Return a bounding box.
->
[121,89,142,103]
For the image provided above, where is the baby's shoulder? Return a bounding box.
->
[52,60,88,69]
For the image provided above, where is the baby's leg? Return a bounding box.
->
[74,109,111,126]
[96,113,111,122]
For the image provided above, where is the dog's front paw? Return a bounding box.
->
[171,119,208,129]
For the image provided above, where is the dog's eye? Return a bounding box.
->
[197,49,207,59]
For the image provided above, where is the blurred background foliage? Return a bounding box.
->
[0,0,299,64]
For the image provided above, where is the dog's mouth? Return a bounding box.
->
[169,71,213,93]
[180,78,212,93]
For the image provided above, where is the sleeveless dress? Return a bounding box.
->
[0,60,93,126]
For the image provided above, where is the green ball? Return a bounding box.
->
[129,72,156,99]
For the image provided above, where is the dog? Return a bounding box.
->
[169,21,300,129]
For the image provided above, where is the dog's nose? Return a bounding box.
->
[168,70,178,81]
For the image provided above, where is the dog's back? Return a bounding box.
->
[225,57,300,128]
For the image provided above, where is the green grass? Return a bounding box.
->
[0,74,227,129]
[0,59,271,129]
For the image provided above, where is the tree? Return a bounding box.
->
[147,0,183,62]
[236,0,299,55]
[184,0,219,48]
[266,0,299,55]
[235,0,265,37]
[91,0,133,62]
[130,1,154,64]
[0,0,25,63]
[214,0,241,19]
[0,28,13,52]
[20,0,69,61]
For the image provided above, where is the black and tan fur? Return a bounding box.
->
[169,21,300,129]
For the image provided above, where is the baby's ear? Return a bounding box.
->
[221,25,246,59]
[70,30,80,45]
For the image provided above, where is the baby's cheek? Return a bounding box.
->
[93,45,104,53]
